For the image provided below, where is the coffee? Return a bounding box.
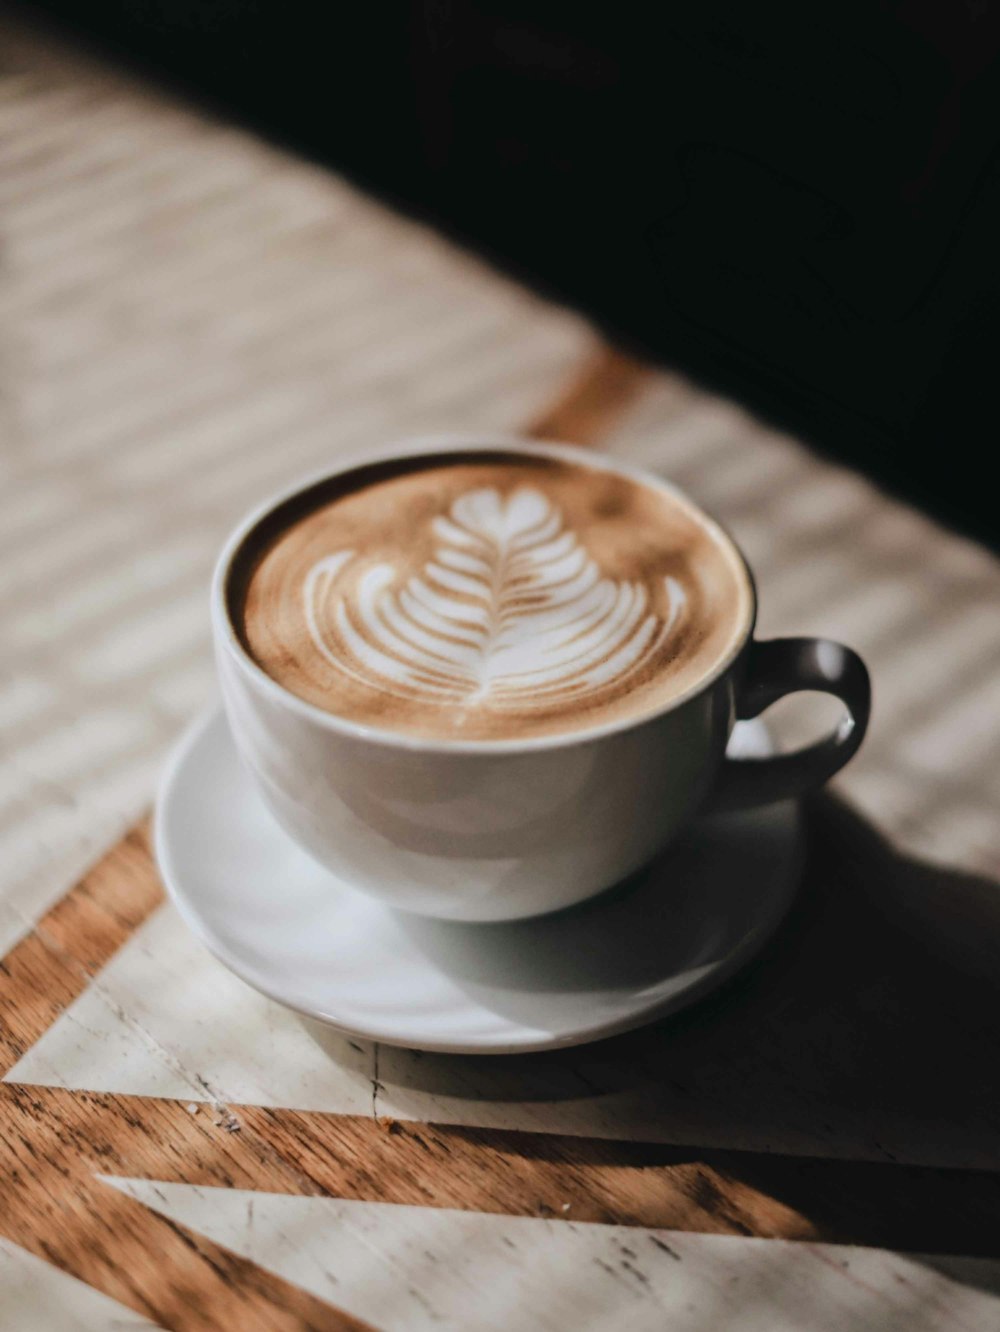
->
[229,451,752,740]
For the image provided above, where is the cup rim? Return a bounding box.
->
[212,433,758,754]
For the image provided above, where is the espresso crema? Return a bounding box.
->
[229,452,753,740]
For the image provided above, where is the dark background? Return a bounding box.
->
[15,0,1000,547]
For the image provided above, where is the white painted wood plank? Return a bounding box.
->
[6,905,376,1113]
[10,899,998,1172]
[102,1180,1000,1332]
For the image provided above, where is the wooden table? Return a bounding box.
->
[3,15,1000,1331]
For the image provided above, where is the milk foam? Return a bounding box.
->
[233,452,752,740]
[303,486,688,717]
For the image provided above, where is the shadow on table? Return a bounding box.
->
[308,793,1000,1281]
[355,793,1000,1127]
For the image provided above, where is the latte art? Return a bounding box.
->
[232,451,752,740]
[303,486,688,714]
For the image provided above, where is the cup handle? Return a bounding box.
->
[706,637,871,813]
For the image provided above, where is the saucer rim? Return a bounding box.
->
[155,708,804,1055]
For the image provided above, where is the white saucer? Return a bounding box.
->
[155,711,803,1054]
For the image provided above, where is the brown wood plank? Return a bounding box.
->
[5,1085,1000,1262]
[0,823,164,1078]
[1,1086,371,1331]
[525,345,650,443]
[239,1108,1000,1259]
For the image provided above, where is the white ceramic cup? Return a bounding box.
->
[212,436,870,922]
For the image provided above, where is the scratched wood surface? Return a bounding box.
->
[4,12,1000,1332]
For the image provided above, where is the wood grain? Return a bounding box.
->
[4,1083,1000,1268]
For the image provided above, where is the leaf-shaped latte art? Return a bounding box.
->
[304,487,686,715]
